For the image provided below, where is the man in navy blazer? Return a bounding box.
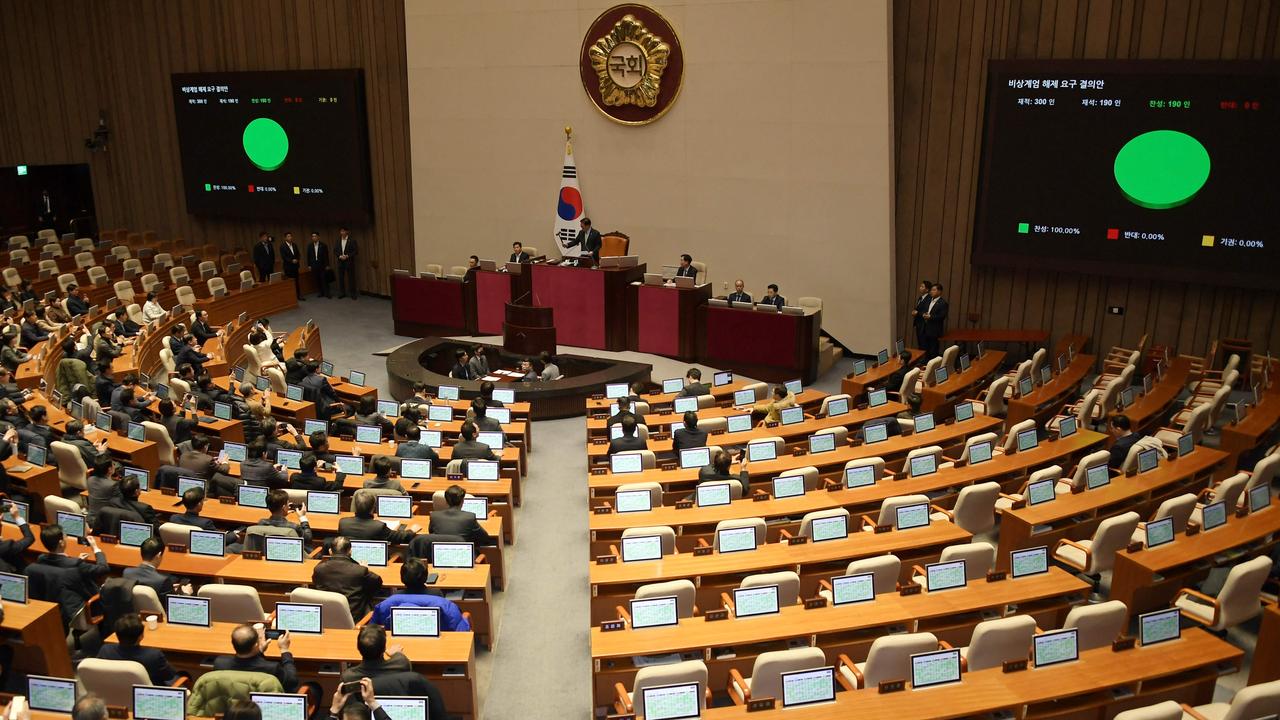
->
[1107,414,1144,469]
[921,283,949,359]
[98,612,180,685]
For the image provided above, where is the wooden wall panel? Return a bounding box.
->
[894,0,1280,360]
[0,0,412,296]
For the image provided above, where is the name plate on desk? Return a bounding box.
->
[1011,499,1028,509]
[1112,636,1136,652]
[167,543,187,553]
[765,421,779,428]
[787,536,808,546]
[874,524,892,534]
[879,679,906,694]
[595,554,617,565]
[107,706,129,719]
[658,409,672,416]
[704,609,729,622]
[591,393,605,400]
[98,535,118,545]
[792,448,806,457]
[242,550,263,560]
[160,487,176,496]
[804,597,828,609]
[746,698,776,712]
[593,506,612,515]
[825,482,842,492]
[591,468,608,476]
[653,433,670,442]
[899,584,922,596]
[1126,541,1143,554]
[660,462,677,471]
[752,492,769,502]
[1185,522,1201,536]
[600,620,625,632]
[693,546,714,556]
[675,500,693,509]
[219,496,236,504]
[986,571,1007,582]
[447,473,464,480]
[591,439,608,446]
[1002,659,1028,673]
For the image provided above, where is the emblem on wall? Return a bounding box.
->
[580,4,684,125]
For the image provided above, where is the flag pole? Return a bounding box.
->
[565,125,573,155]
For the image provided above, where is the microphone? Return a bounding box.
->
[512,290,532,306]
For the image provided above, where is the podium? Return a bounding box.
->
[503,303,556,356]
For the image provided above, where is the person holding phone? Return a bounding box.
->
[0,501,34,573]
[338,625,446,719]
[212,623,298,691]
[324,678,388,720]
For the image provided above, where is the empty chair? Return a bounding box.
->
[948,432,999,465]
[57,272,77,293]
[713,518,766,551]
[919,356,943,389]
[905,445,947,471]
[1062,600,1127,650]
[77,658,152,707]
[175,285,197,306]
[1173,555,1271,631]
[728,647,826,704]
[158,522,197,548]
[631,579,697,619]
[170,266,191,285]
[110,245,131,260]
[931,481,1000,535]
[38,258,58,275]
[911,542,995,589]
[75,237,96,251]
[152,252,174,270]
[1,268,19,288]
[1179,678,1280,720]
[699,416,728,434]
[696,478,744,500]
[198,584,269,623]
[9,248,28,265]
[289,587,357,628]
[772,465,820,492]
[208,276,228,296]
[866,494,930,529]
[616,482,663,509]
[132,584,165,618]
[621,526,676,557]
[1157,402,1211,446]
[126,303,145,326]
[1001,418,1038,452]
[819,393,852,417]
[1060,450,1114,494]
[821,555,901,601]
[122,258,143,276]
[7,235,27,249]
[140,273,163,293]
[44,494,82,521]
[844,456,887,483]
[1245,453,1280,494]
[837,632,938,689]
[422,263,443,276]
[997,465,1063,510]
[962,614,1036,671]
[197,260,218,279]
[1120,438,1168,474]
[87,266,109,286]
[1053,511,1140,576]
[968,376,1010,417]
[615,660,708,718]
[1112,702,1183,720]
[892,367,921,403]
[142,421,177,465]
[50,440,89,491]
[449,265,468,276]
[1132,493,1198,544]
[941,344,959,375]
[74,250,95,269]
[813,425,848,446]
[114,280,135,304]
[1191,472,1249,526]
[732,571,801,610]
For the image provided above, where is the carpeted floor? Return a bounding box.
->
[265,295,1258,718]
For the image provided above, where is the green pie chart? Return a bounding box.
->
[242,117,289,172]
[1113,130,1210,209]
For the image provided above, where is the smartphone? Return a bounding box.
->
[339,681,362,696]
[264,628,284,640]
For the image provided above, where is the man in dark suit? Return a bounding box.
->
[65,285,89,317]
[170,489,219,532]
[238,438,294,490]
[470,400,502,432]
[66,422,111,474]
[20,311,48,349]
[1107,414,1143,469]
[0,503,35,573]
[564,217,602,262]
[395,425,438,462]
[607,416,647,455]
[255,488,312,544]
[301,362,347,419]
[213,623,298,691]
[108,476,157,526]
[921,282,948,359]
[910,280,933,351]
[285,348,310,385]
[606,397,636,427]
[179,434,234,490]
[508,241,531,263]
[98,613,179,685]
[21,404,55,449]
[191,309,219,345]
[252,231,275,282]
[675,254,697,278]
[449,349,472,380]
[699,449,752,493]
[307,231,331,298]
[451,422,497,460]
[123,538,183,604]
[280,231,302,299]
[677,368,710,398]
[174,335,210,375]
[313,537,383,618]
[338,492,417,544]
[290,453,341,492]
[727,278,752,304]
[762,283,786,309]
[340,625,447,720]
[428,485,496,546]
[26,525,109,625]
[672,411,707,451]
[336,227,359,299]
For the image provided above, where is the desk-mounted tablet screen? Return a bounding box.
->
[640,682,701,720]
[1058,415,1078,439]
[772,475,805,499]
[1250,484,1272,513]
[826,397,850,416]
[390,606,440,637]
[895,503,930,530]
[1201,500,1227,530]
[925,559,967,592]
[301,491,338,515]
[466,460,499,481]
[166,595,211,627]
[810,514,849,543]
[28,675,77,713]
[377,399,399,417]
[1138,448,1160,473]
[785,379,803,395]
[1016,428,1039,452]
[779,406,805,425]
[606,382,628,399]
[427,405,453,421]
[1011,546,1049,578]
[908,454,937,478]
[56,511,86,539]
[489,407,511,424]
[0,571,28,603]
[620,535,663,562]
[355,425,381,444]
[679,447,710,470]
[400,459,432,480]
[877,349,891,364]
[969,441,994,465]
[375,495,413,519]
[662,378,684,394]
[1086,464,1111,489]
[673,396,698,414]
[717,526,758,553]
[713,371,733,387]
[189,530,226,557]
[348,370,366,387]
[122,466,148,490]
[303,419,328,436]
[747,441,777,462]
[431,542,475,569]
[276,449,303,470]
[831,572,875,606]
[959,354,971,371]
[863,422,889,445]
[696,483,732,508]
[1145,516,1175,548]
[808,433,836,454]
[320,361,335,376]
[781,667,835,708]
[630,595,679,629]
[377,697,428,720]
[285,384,305,401]
[350,539,388,566]
[910,648,962,689]
[853,359,867,376]
[953,401,975,422]
[476,431,504,450]
[335,455,364,475]
[1027,478,1057,506]
[274,603,322,634]
[237,484,269,508]
[913,413,935,434]
[265,536,304,563]
[867,388,888,407]
[610,453,643,474]
[214,402,232,420]
[250,693,308,720]
[935,366,950,384]
[732,585,779,618]
[223,441,247,463]
[1040,365,1052,386]
[733,389,755,407]
[1139,607,1181,646]
[1178,432,1195,457]
[615,489,652,513]
[845,464,876,489]
[133,685,187,720]
[1019,376,1034,398]
[1034,628,1079,668]
[461,496,488,518]
[119,521,154,547]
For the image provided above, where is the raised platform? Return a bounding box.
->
[385,337,651,420]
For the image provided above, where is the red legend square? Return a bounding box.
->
[1106,228,1119,240]
[248,185,255,193]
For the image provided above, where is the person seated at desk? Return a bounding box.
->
[191,308,219,345]
[539,351,560,381]
[84,454,121,526]
[509,241,531,264]
[307,431,339,465]
[102,474,157,528]
[19,310,48,349]
[98,612,180,686]
[174,334,211,374]
[452,421,497,460]
[468,345,491,378]
[393,406,422,443]
[449,348,473,380]
[885,350,915,391]
[338,491,418,544]
[372,558,471,630]
[474,380,503,408]
[674,254,697,279]
[761,283,786,309]
[284,347,310,385]
[0,328,29,373]
[1107,414,1144,470]
[515,358,538,382]
[727,278,752,304]
[241,440,289,489]
[21,404,54,449]
[123,538,188,604]
[608,415,647,455]
[141,291,166,323]
[26,524,109,626]
[339,624,449,720]
[1,366,32,403]
[428,484,495,546]
[180,433,235,489]
[302,361,350,420]
[672,411,706,451]
[290,452,342,492]
[157,399,196,447]
[110,308,140,338]
[110,374,146,413]
[255,488,312,544]
[166,325,186,357]
[353,395,394,439]
[313,536,383,619]
[699,449,751,492]
[753,384,796,425]
[362,455,404,493]
[607,396,636,427]
[65,284,90,317]
[0,502,34,573]
[470,399,502,432]
[395,425,438,463]
[214,623,299,692]
[677,368,710,398]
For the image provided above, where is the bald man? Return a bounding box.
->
[212,623,298,691]
[727,279,752,304]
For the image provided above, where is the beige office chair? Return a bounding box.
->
[690,261,707,284]
[1173,555,1270,631]
[1058,450,1113,494]
[157,346,176,376]
[615,449,656,470]
[87,266,109,286]
[207,276,228,296]
[110,245,131,260]
[175,285,197,306]
[740,381,768,402]
[38,258,59,276]
[1120,438,1168,474]
[948,432,999,465]
[616,482,663,509]
[736,571,801,607]
[911,542,995,589]
[422,263,443,276]
[199,584,270,623]
[919,357,943,389]
[1113,702,1184,720]
[774,465,820,492]
[6,235,28,249]
[866,494,931,529]
[113,280,135,304]
[170,266,191,285]
[820,554,901,602]
[713,518,766,551]
[819,393,852,417]
[893,367,921,403]
[133,585,166,618]
[289,587,357,628]
[122,258,143,277]
[50,440,89,492]
[77,659,152,706]
[844,456,887,483]
[997,465,1063,510]
[1156,402,1211,447]
[1131,493,1198,544]
[75,237,95,251]
[57,273,78,294]
[153,252,174,270]
[140,272,163,294]
[621,526,676,557]
[1190,472,1249,526]
[961,614,1036,671]
[1062,600,1127,650]
[1000,419,1038,453]
[44,494,82,521]
[142,421,177,465]
[728,647,826,704]
[1246,453,1280,495]
[813,426,848,446]
[931,482,1000,535]
[968,376,1010,417]
[243,525,300,553]
[699,416,728,434]
[632,579,697,619]
[941,344,959,375]
[73,250,94,269]
[616,660,708,718]
[905,445,949,473]
[1180,678,1280,720]
[1053,511,1140,575]
[837,632,938,689]
[127,303,146,326]
[158,522,198,548]
[1,268,20,288]
[8,248,28,265]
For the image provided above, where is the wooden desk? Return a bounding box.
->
[627,282,712,360]
[391,273,474,337]
[589,568,1089,711]
[701,303,822,384]
[996,447,1227,568]
[587,415,1007,501]
[3,455,61,519]
[194,277,299,326]
[0,598,73,676]
[1250,601,1280,684]
[1110,503,1280,617]
[1006,353,1095,425]
[588,522,970,623]
[1112,357,1192,436]
[22,390,163,472]
[693,627,1239,719]
[584,390,829,436]
[841,349,924,397]
[921,350,1006,418]
[137,621,479,720]
[1220,380,1280,474]
[941,328,1048,361]
[338,476,516,543]
[585,379,821,413]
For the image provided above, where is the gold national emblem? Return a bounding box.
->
[588,14,670,108]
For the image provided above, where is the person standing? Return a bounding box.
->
[921,282,948,360]
[308,232,331,299]
[564,217,601,262]
[336,227,358,299]
[252,232,275,282]
[280,232,302,300]
[911,280,933,352]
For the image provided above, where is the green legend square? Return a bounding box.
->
[204,183,212,191]
[1017,222,1030,234]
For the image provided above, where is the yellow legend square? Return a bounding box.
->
[293,186,301,194]
[1201,235,1214,247]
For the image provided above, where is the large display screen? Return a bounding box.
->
[973,60,1279,287]
[171,70,371,221]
